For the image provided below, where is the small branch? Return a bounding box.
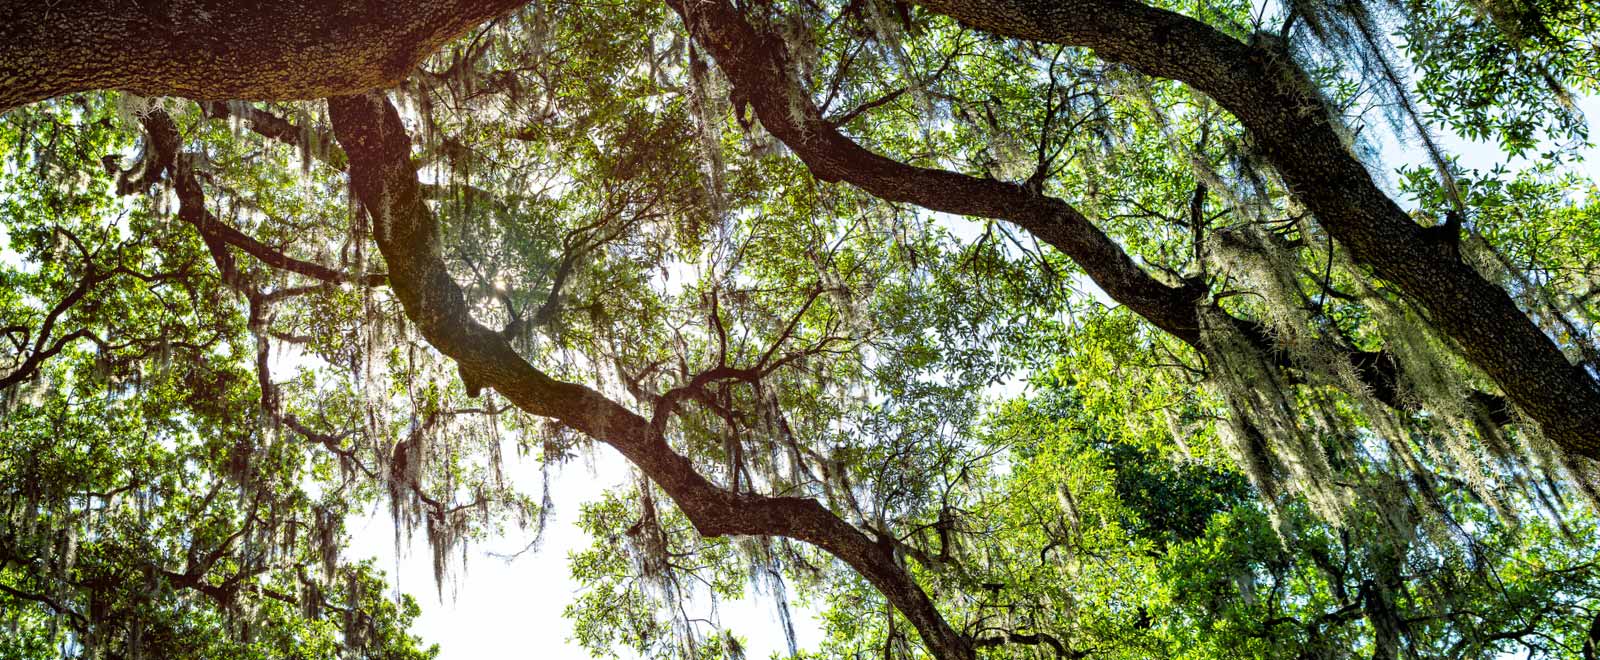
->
[828,87,907,128]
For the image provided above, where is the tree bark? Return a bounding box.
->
[325,92,976,660]
[0,0,527,113]
[902,0,1600,455]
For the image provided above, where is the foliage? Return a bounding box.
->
[4,0,1600,658]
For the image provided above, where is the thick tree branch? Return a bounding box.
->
[326,91,975,660]
[666,0,1508,428]
[670,0,1205,341]
[0,0,528,113]
[973,629,1084,659]
[902,0,1600,454]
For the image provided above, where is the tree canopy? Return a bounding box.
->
[3,0,1600,658]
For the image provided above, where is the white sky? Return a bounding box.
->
[343,444,824,659]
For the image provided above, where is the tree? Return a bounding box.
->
[3,0,1600,658]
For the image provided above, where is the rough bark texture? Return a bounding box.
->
[0,0,526,113]
[902,0,1600,454]
[325,93,976,660]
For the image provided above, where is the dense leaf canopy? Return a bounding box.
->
[2,0,1600,658]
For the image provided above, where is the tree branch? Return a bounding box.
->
[902,0,1600,455]
[665,0,1512,428]
[327,91,976,660]
[0,0,529,112]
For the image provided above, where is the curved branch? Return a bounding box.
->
[901,0,1600,454]
[672,0,1204,339]
[191,206,387,287]
[129,110,385,288]
[973,629,1084,659]
[0,582,89,631]
[665,0,1510,426]
[0,273,108,390]
[327,91,975,660]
